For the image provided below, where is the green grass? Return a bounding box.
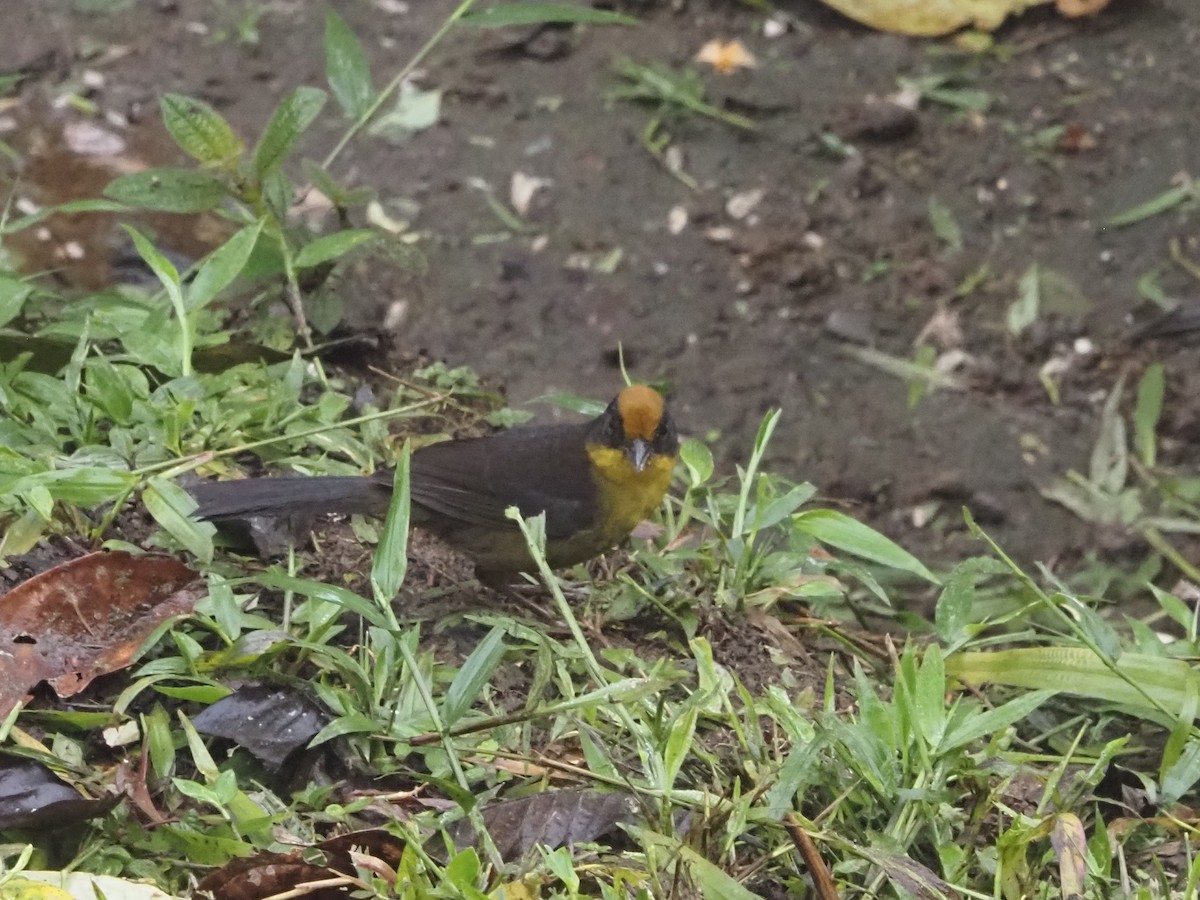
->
[1,3,1199,898]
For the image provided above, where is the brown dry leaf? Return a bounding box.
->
[695,39,757,74]
[0,551,200,718]
[1050,813,1088,896]
[813,0,1082,36]
[196,829,404,900]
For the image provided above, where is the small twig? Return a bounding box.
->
[784,814,839,900]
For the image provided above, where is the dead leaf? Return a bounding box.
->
[0,551,200,718]
[448,790,637,862]
[192,684,331,768]
[0,758,120,830]
[196,829,405,900]
[695,39,757,74]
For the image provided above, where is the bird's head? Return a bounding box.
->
[588,384,679,474]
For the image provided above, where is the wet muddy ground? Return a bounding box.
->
[4,0,1198,573]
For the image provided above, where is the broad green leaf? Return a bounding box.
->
[105,168,229,213]
[679,437,713,488]
[947,648,1200,722]
[677,844,760,900]
[460,3,638,27]
[18,467,137,506]
[187,220,265,310]
[123,226,180,290]
[1134,363,1164,468]
[160,92,243,165]
[84,357,136,423]
[293,228,380,269]
[794,509,937,583]
[325,9,374,118]
[1007,263,1039,336]
[663,701,700,792]
[928,195,962,251]
[255,571,390,630]
[913,644,947,750]
[939,689,1055,753]
[144,477,213,564]
[371,446,410,601]
[442,626,507,727]
[310,712,384,746]
[1089,375,1127,493]
[143,704,176,780]
[1162,738,1200,805]
[0,273,34,328]
[253,86,327,177]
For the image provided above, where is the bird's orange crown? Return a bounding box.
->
[616,384,665,441]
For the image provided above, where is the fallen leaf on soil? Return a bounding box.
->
[0,758,120,830]
[196,829,405,900]
[695,39,757,73]
[192,683,331,768]
[447,789,637,862]
[813,0,1109,36]
[0,551,201,718]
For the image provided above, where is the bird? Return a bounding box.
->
[189,384,679,585]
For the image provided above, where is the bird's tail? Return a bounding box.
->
[189,476,390,521]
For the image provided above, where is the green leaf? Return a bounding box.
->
[187,219,265,310]
[794,509,938,583]
[310,712,383,746]
[1007,263,1039,336]
[254,572,391,630]
[325,9,375,118]
[662,701,699,792]
[124,226,181,290]
[144,477,213,564]
[912,644,947,750]
[939,689,1055,753]
[460,3,639,27]
[105,168,229,213]
[371,447,410,602]
[1105,181,1192,228]
[252,86,328,177]
[1134,363,1164,468]
[679,437,713,488]
[160,93,243,165]
[1089,375,1127,493]
[677,845,760,900]
[442,626,507,727]
[18,467,137,506]
[84,358,136,422]
[928,195,962,251]
[947,648,1200,722]
[1162,738,1200,805]
[143,704,176,780]
[0,273,34,328]
[293,228,380,269]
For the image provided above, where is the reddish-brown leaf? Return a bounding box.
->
[0,551,201,718]
[196,829,405,899]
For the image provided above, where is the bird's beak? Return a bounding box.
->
[628,438,651,472]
